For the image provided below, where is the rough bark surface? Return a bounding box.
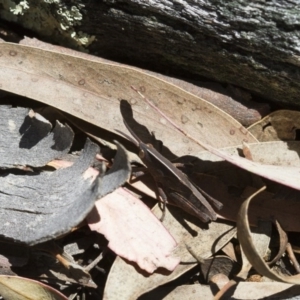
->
[1,0,300,106]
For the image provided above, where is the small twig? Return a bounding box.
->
[84,252,104,272]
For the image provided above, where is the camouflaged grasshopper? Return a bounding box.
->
[120,118,222,222]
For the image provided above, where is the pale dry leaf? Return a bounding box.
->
[209,273,230,290]
[232,282,300,300]
[127,177,156,199]
[103,204,236,300]
[242,141,300,167]
[87,187,179,273]
[248,110,300,142]
[177,140,300,174]
[0,42,257,158]
[145,284,213,300]
[187,133,300,191]
[21,37,269,127]
[0,275,67,300]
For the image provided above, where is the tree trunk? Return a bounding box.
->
[1,0,300,106]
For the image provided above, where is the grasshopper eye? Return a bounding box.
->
[146,143,154,149]
[139,149,145,159]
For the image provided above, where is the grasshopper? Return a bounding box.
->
[120,118,222,222]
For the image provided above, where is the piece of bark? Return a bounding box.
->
[0,106,74,168]
[0,139,99,245]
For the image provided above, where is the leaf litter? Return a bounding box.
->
[0,40,299,299]
[87,188,179,274]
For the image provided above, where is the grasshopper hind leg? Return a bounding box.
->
[156,186,167,222]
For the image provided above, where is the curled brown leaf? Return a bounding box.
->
[237,187,300,284]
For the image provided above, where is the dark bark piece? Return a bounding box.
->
[0,106,74,168]
[0,139,99,245]
[98,140,131,197]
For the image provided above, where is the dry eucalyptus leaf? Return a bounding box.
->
[189,140,300,176]
[237,220,272,280]
[248,110,300,142]
[237,188,300,284]
[185,136,300,191]
[241,141,300,167]
[87,187,179,273]
[268,220,288,265]
[0,106,74,167]
[171,81,269,127]
[120,100,223,222]
[143,284,213,300]
[127,176,156,199]
[221,242,238,262]
[0,139,99,245]
[0,42,257,158]
[251,185,300,232]
[231,282,300,300]
[104,205,236,300]
[21,37,269,127]
[209,273,230,290]
[0,275,67,300]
